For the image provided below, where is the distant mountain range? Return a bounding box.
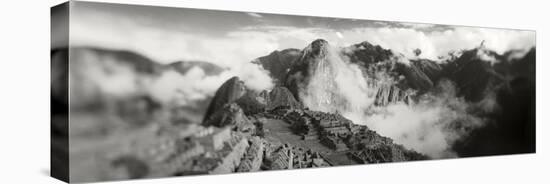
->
[58,37,535,167]
[56,37,535,181]
[256,38,535,107]
[69,36,535,157]
[205,38,535,157]
[59,38,535,111]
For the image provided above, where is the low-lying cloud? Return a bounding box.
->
[338,27,535,61]
[70,11,276,106]
[69,7,534,106]
[296,44,492,158]
[365,80,486,158]
[68,6,529,157]
[70,49,273,108]
[299,45,374,115]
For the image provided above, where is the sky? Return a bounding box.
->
[70,1,535,66]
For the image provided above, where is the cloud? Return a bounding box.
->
[397,22,439,29]
[476,47,498,64]
[70,10,277,101]
[335,31,344,39]
[148,63,273,105]
[69,49,141,106]
[228,26,535,63]
[69,49,272,108]
[71,8,535,67]
[293,43,491,158]
[233,62,274,91]
[69,9,530,157]
[147,67,232,105]
[246,12,263,18]
[69,19,526,156]
[337,27,535,61]
[364,80,486,158]
[299,44,374,115]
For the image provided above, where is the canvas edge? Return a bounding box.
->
[51,1,70,183]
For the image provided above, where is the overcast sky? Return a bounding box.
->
[70,1,535,66]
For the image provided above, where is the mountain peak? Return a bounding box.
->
[267,86,302,110]
[202,76,247,124]
[311,38,329,46]
[253,48,301,85]
[303,39,330,58]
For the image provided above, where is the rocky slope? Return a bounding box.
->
[254,39,440,107]
[451,47,536,156]
[253,49,301,84]
[373,84,411,106]
[201,76,428,164]
[202,77,247,123]
[284,39,330,101]
[265,86,302,110]
[410,58,443,83]
[253,38,535,157]
[343,41,437,92]
[440,46,506,102]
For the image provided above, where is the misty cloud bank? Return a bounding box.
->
[69,37,516,158]
[297,44,496,158]
[70,7,535,66]
[366,80,489,158]
[68,6,533,157]
[149,62,273,105]
[299,44,374,115]
[69,49,274,109]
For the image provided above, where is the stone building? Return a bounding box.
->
[290,148,330,168]
[268,105,293,119]
[195,127,231,151]
[148,138,206,177]
[210,135,250,174]
[302,123,319,140]
[128,135,206,178]
[270,145,293,170]
[346,129,393,150]
[347,145,394,164]
[288,115,319,140]
[323,126,350,136]
[320,135,348,151]
[236,137,265,172]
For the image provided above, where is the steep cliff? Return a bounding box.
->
[266,86,302,110]
[203,77,247,123]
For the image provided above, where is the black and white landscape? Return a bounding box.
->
[51,1,535,182]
